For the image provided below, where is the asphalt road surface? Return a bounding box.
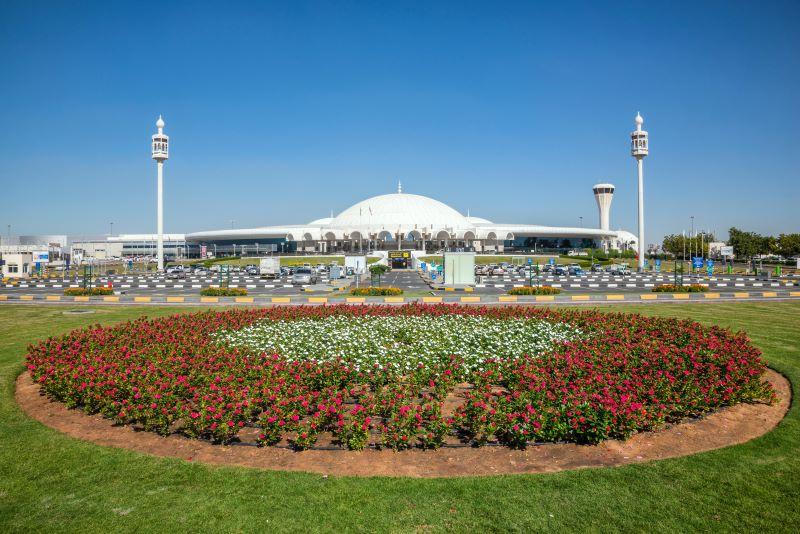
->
[1,269,797,297]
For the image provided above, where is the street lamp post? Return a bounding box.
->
[630,113,649,272]
[151,116,169,272]
[690,216,695,272]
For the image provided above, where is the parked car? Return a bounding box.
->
[590,263,604,273]
[542,264,554,273]
[568,266,585,276]
[291,268,319,285]
[606,265,630,276]
[553,265,568,276]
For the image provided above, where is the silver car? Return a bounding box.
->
[291,268,318,285]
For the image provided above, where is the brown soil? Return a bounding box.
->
[15,370,790,478]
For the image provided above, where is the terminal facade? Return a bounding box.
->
[185,185,637,256]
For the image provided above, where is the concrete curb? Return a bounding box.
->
[1,291,799,306]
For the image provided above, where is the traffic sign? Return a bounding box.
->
[549,258,555,265]
[692,257,704,269]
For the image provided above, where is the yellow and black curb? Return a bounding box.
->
[1,291,800,305]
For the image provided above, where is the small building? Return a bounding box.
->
[0,252,34,278]
[70,241,124,261]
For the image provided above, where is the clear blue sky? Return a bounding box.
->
[1,1,798,245]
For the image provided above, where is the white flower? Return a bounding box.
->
[212,315,582,375]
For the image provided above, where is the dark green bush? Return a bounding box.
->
[63,287,114,296]
[350,287,403,296]
[507,286,562,296]
[200,287,248,297]
[652,284,708,293]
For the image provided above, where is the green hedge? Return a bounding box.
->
[369,264,390,275]
[507,286,562,296]
[63,287,114,296]
[199,287,248,297]
[652,284,709,293]
[350,287,403,296]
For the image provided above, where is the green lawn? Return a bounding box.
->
[0,302,798,532]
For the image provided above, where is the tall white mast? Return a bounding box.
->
[151,115,169,271]
[630,112,648,271]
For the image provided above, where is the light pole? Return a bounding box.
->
[579,216,583,227]
[151,116,169,271]
[109,222,114,237]
[690,216,695,271]
[630,112,649,272]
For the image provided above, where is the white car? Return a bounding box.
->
[291,268,319,285]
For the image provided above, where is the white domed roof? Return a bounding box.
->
[330,193,470,230]
[466,216,493,225]
[307,217,333,226]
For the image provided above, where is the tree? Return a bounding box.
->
[775,233,800,258]
[661,234,684,258]
[369,263,390,286]
[369,264,389,275]
[727,227,765,259]
[661,232,714,259]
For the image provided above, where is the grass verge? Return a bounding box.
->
[0,302,798,531]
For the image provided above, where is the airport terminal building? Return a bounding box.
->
[185,185,637,256]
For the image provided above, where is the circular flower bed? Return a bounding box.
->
[25,304,776,451]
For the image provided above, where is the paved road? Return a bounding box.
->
[1,269,797,298]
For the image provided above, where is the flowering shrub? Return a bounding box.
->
[214,314,579,375]
[652,284,709,293]
[350,287,403,296]
[26,304,776,451]
[200,287,248,296]
[507,286,562,296]
[335,404,372,450]
[63,287,113,296]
